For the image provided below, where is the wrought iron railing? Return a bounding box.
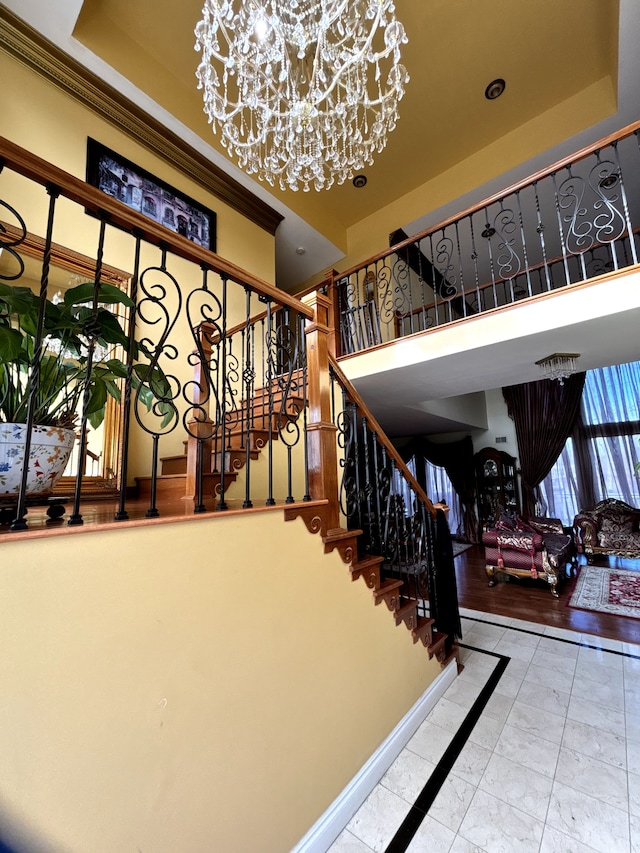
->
[0,136,313,530]
[335,119,640,354]
[186,303,309,512]
[328,358,460,641]
[0,136,461,649]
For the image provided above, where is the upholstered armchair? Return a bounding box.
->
[574,498,640,562]
[483,516,575,597]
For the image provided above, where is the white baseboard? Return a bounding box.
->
[290,659,458,853]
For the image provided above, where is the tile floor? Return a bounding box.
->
[327,607,640,853]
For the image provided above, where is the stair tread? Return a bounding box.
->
[394,599,417,616]
[324,527,362,543]
[352,554,383,568]
[372,578,404,602]
[428,631,447,651]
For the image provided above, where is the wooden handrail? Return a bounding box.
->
[328,355,436,519]
[0,135,313,320]
[336,118,640,281]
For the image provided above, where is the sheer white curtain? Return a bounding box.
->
[424,460,463,537]
[403,456,463,538]
[539,360,640,524]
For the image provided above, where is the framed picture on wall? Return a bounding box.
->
[86,138,216,252]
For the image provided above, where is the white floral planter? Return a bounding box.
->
[0,423,76,496]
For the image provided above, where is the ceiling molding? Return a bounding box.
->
[0,6,284,236]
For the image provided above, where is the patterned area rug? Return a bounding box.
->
[569,565,640,618]
[452,541,472,558]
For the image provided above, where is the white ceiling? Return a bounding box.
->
[344,271,640,436]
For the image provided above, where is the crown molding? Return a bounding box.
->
[0,6,284,236]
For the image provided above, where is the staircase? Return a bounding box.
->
[285,502,461,672]
[135,379,305,503]
[136,372,460,673]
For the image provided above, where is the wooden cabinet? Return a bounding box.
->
[475,447,520,535]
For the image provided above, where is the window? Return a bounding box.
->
[540,361,640,523]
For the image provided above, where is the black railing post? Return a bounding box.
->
[217,274,229,511]
[68,212,109,526]
[115,230,143,522]
[11,183,59,532]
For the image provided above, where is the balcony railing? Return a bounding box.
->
[334,119,640,355]
[0,136,314,530]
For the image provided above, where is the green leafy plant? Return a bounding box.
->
[0,280,171,430]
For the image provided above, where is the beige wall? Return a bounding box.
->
[0,512,440,853]
[0,48,278,480]
[0,51,275,284]
[342,77,616,272]
[472,389,519,460]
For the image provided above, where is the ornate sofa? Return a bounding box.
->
[573,498,640,562]
[483,516,575,597]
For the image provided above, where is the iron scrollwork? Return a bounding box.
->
[134,263,181,436]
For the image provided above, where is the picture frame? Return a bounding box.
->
[86,138,216,252]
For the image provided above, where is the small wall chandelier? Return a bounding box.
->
[535,353,581,385]
[194,0,409,192]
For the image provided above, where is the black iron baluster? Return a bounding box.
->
[146,434,160,518]
[469,216,482,312]
[454,221,467,317]
[115,230,143,522]
[133,245,181,519]
[378,443,392,565]
[426,231,440,326]
[350,401,363,534]
[217,274,228,510]
[279,306,296,504]
[242,287,254,509]
[481,208,499,309]
[68,213,109,526]
[300,312,310,502]
[610,140,638,267]
[514,189,533,299]
[361,416,376,555]
[532,180,552,292]
[551,169,574,286]
[265,298,275,506]
[372,431,383,557]
[11,184,59,532]
[194,436,206,515]
[183,264,220,514]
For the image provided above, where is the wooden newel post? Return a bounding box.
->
[302,289,340,530]
[321,268,340,359]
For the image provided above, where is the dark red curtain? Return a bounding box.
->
[502,373,586,518]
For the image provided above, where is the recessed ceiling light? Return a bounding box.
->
[352,174,368,188]
[485,78,506,100]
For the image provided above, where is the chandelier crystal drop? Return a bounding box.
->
[194,0,409,192]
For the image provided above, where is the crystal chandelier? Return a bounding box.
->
[194,0,409,192]
[535,353,581,385]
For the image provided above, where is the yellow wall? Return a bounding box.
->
[0,512,439,853]
[0,48,278,479]
[299,76,616,282]
[0,50,275,284]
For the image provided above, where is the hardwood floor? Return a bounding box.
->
[454,544,640,645]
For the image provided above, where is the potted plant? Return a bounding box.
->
[0,280,167,496]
